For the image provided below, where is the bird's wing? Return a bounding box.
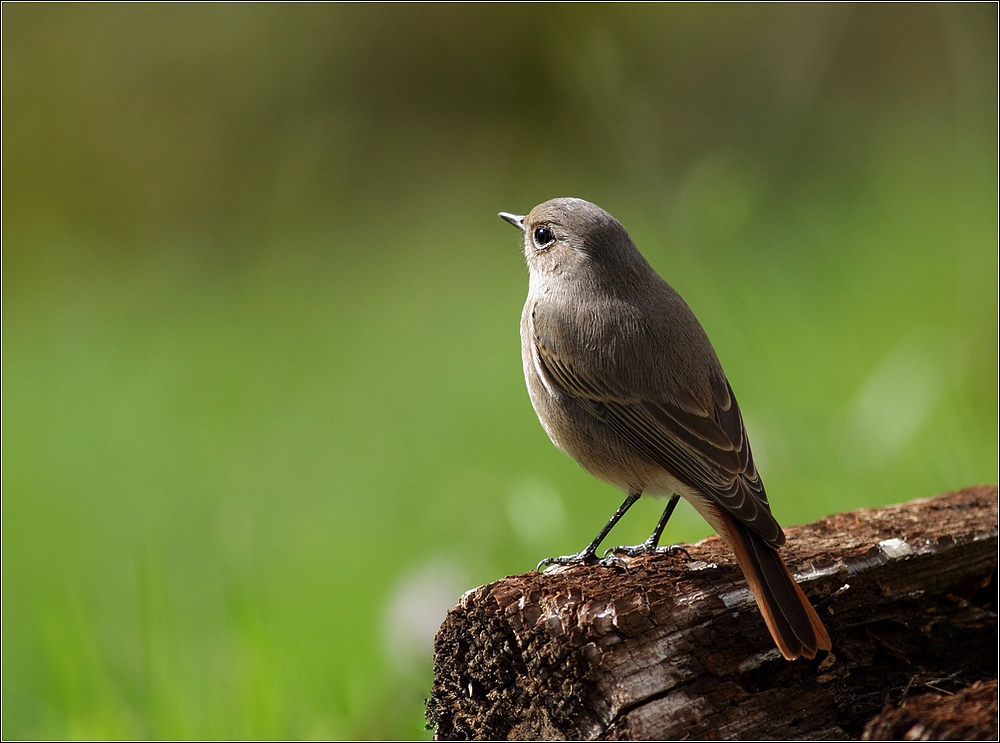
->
[533,326,784,547]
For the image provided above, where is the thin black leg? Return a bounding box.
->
[646,494,681,549]
[605,494,690,559]
[537,491,641,571]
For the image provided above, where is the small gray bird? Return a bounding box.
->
[500,197,831,661]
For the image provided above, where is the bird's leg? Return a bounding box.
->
[537,491,641,571]
[606,494,690,559]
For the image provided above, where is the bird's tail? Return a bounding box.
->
[716,511,832,660]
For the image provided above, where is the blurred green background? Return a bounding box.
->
[3,4,997,739]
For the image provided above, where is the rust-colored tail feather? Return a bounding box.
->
[722,513,832,660]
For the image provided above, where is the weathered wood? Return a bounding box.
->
[428,485,998,740]
[861,679,998,741]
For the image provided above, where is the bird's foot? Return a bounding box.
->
[605,539,691,560]
[537,549,628,572]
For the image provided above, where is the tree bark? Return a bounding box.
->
[428,485,998,740]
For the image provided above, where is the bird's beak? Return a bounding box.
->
[498,212,526,232]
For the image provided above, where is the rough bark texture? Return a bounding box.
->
[861,679,998,741]
[428,485,998,740]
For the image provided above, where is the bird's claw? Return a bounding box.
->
[604,542,691,560]
[537,550,629,572]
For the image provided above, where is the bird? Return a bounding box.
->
[499,197,831,660]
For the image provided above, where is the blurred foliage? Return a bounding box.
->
[2,4,997,740]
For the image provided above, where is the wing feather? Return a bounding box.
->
[534,328,783,546]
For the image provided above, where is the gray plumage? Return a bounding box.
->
[501,197,831,660]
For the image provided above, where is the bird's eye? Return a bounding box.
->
[533,227,555,249]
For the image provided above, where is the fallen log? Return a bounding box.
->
[428,485,998,740]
